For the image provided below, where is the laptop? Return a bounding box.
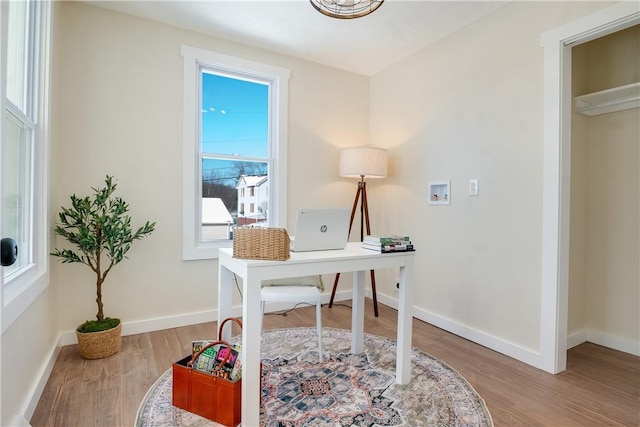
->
[290,208,350,252]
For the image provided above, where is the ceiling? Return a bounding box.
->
[87,0,509,76]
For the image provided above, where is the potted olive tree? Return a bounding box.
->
[51,175,155,359]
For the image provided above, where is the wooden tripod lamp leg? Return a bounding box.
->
[328,272,341,308]
[329,180,379,317]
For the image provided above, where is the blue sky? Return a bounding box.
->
[201,72,268,158]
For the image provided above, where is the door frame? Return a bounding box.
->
[540,2,640,374]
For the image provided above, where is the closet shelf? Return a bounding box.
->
[575,81,640,116]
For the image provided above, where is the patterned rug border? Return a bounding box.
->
[136,327,493,427]
[136,362,175,427]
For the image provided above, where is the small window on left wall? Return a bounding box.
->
[1,0,52,332]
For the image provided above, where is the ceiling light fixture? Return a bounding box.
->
[310,0,384,19]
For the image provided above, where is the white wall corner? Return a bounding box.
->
[567,329,588,349]
[7,415,31,427]
[586,330,640,357]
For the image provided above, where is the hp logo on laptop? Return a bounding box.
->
[320,225,328,233]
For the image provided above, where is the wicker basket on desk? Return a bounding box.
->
[232,227,290,261]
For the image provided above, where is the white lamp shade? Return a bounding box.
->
[339,147,388,178]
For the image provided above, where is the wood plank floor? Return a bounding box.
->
[31,300,639,426]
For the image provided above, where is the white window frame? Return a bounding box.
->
[1,0,51,333]
[181,45,289,260]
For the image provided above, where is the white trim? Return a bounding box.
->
[540,2,639,374]
[180,45,289,260]
[566,329,588,349]
[568,328,640,357]
[0,0,6,336]
[1,0,51,333]
[584,330,640,357]
[19,343,59,422]
[574,82,640,116]
[56,290,354,346]
[376,292,544,369]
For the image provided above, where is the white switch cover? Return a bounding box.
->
[469,179,479,196]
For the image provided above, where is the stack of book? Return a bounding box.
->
[192,340,243,381]
[362,235,414,253]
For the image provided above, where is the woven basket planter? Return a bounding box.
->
[233,227,290,261]
[76,320,122,359]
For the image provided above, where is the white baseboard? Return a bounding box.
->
[376,290,543,369]
[57,291,354,346]
[21,341,60,424]
[380,291,640,362]
[567,329,588,349]
[58,310,231,346]
[53,289,639,376]
[7,415,30,427]
[568,328,640,356]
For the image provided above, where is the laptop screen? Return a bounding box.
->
[290,208,350,252]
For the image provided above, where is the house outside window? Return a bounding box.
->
[181,46,289,260]
[236,175,268,226]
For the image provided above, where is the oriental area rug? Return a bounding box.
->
[136,327,493,427]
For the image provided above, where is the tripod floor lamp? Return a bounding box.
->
[328,147,388,317]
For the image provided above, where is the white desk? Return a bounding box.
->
[217,242,415,426]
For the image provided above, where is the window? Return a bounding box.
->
[1,0,51,332]
[181,46,290,260]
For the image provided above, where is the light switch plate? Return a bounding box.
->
[469,179,479,196]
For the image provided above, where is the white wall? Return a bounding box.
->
[369,1,618,360]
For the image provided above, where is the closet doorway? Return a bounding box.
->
[568,25,639,357]
[541,2,639,374]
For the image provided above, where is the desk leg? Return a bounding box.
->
[217,265,233,341]
[396,263,414,384]
[242,274,262,426]
[351,270,365,353]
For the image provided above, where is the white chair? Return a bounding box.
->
[260,275,324,362]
